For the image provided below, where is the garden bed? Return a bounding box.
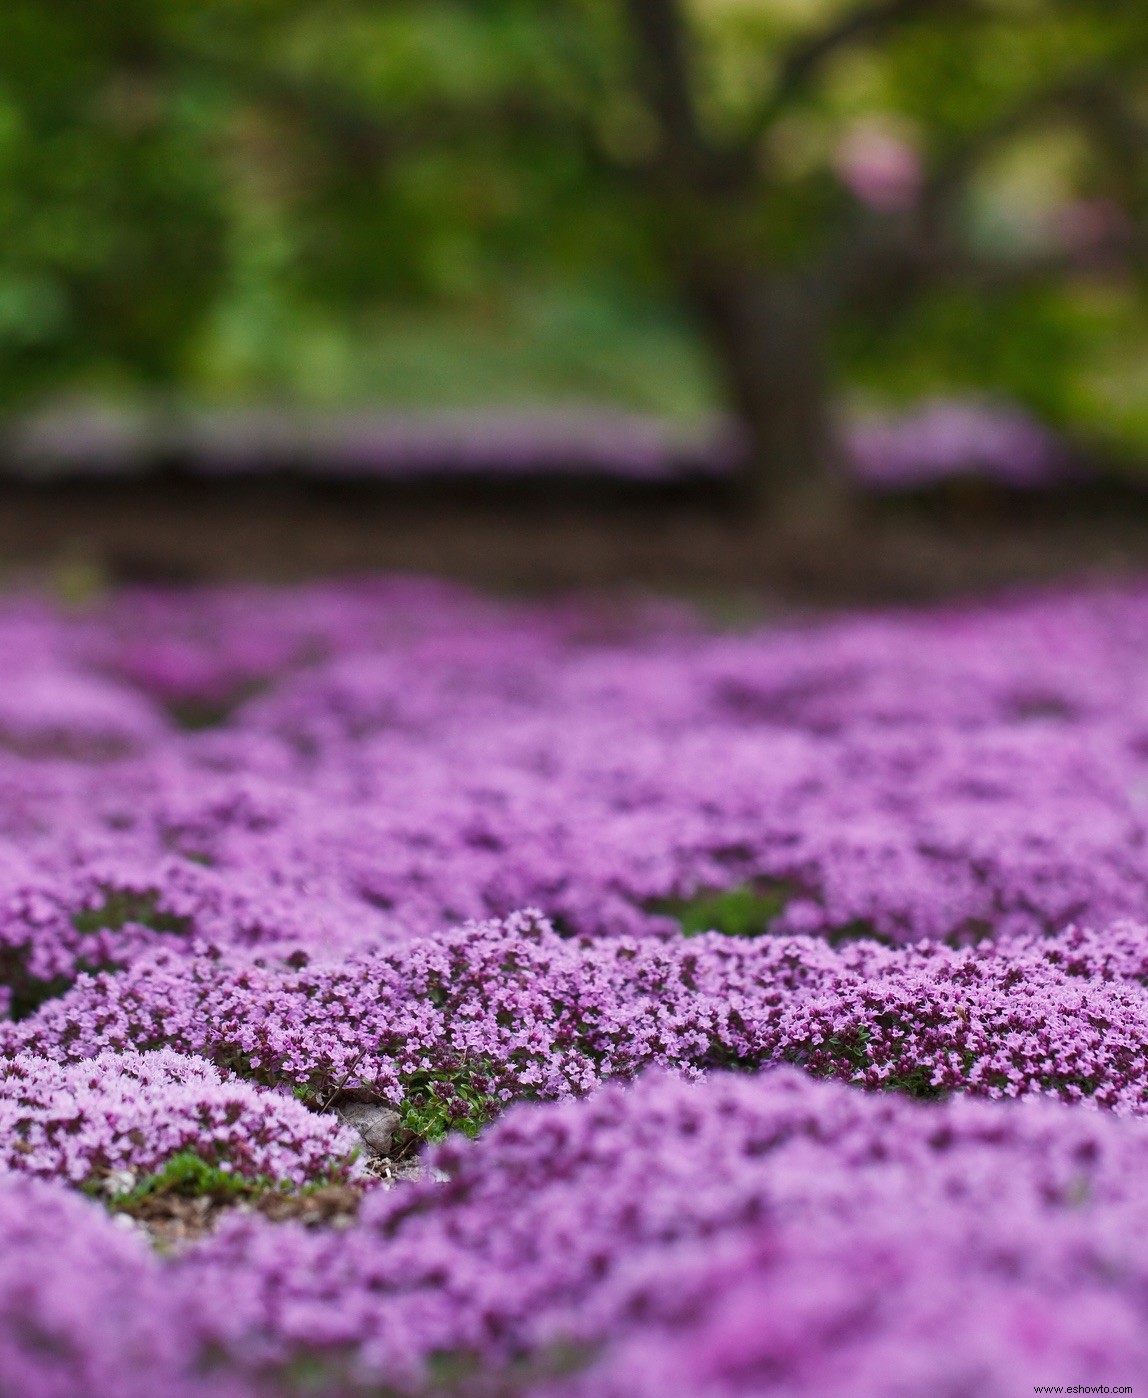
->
[0,577,1146,1391]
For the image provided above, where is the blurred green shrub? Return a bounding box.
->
[2,1,1148,477]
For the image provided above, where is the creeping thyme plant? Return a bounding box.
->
[1,578,1148,1391]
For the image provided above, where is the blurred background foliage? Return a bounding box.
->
[2,0,1148,457]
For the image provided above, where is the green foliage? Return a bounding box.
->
[398,1061,502,1143]
[0,0,688,415]
[71,887,191,936]
[97,1149,356,1214]
[826,918,891,948]
[652,880,793,939]
[3,0,1148,453]
[270,1336,596,1397]
[652,884,896,946]
[192,283,717,420]
[0,885,189,1023]
[103,1150,267,1209]
[0,2,229,403]
[0,955,78,1023]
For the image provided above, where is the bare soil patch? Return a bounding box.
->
[3,473,1148,605]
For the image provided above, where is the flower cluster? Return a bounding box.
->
[6,914,1148,1128]
[0,1048,358,1186]
[11,399,1072,489]
[850,399,1071,489]
[0,578,1147,996]
[0,1178,230,1398]
[0,576,1144,1393]
[1,1070,1146,1395]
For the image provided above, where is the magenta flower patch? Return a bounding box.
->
[0,577,1146,1393]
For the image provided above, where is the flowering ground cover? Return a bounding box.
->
[1,576,1148,1393]
[7,397,1072,491]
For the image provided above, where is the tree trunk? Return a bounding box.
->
[690,266,845,524]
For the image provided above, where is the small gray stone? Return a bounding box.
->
[101,1169,137,1199]
[336,1103,402,1156]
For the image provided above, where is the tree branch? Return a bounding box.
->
[911,63,1148,263]
[919,76,1102,231]
[746,0,969,148]
[170,46,580,176]
[1057,80,1148,239]
[780,0,944,103]
[621,0,707,178]
[819,66,1148,311]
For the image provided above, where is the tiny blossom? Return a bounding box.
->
[157,1072,1148,1392]
[4,1071,1147,1396]
[0,1177,245,1398]
[0,576,1144,975]
[7,914,1148,1117]
[0,576,1145,1392]
[0,1048,358,1185]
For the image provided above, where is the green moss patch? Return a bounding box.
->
[650,881,794,938]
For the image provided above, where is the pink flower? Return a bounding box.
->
[835,119,922,211]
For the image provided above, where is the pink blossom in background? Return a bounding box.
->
[834,119,922,213]
[1053,196,1132,265]
[849,398,1071,488]
[3,397,1082,490]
